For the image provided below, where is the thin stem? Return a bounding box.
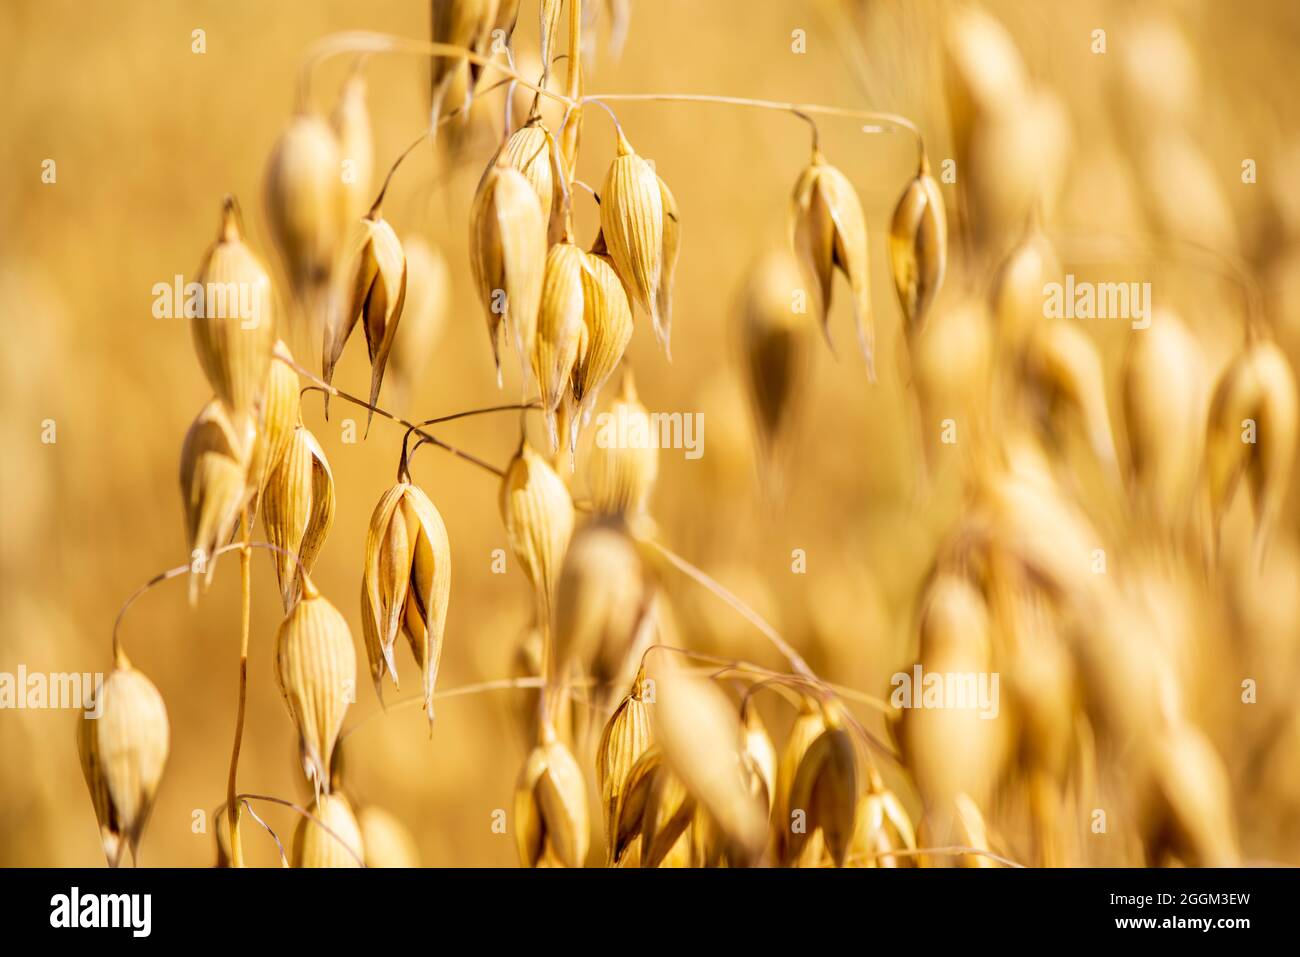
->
[297,33,575,114]
[337,675,610,744]
[641,538,815,679]
[225,510,253,868]
[399,401,541,480]
[581,92,926,165]
[111,542,309,664]
[1050,231,1265,337]
[283,357,508,479]
[233,794,366,867]
[241,799,289,867]
[368,126,434,218]
[560,0,584,180]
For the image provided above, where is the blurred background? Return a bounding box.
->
[2,0,1299,867]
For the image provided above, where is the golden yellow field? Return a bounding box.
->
[2,0,1299,868]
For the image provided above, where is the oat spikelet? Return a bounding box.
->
[77,657,169,868]
[741,700,778,813]
[245,342,302,502]
[588,371,658,516]
[888,156,948,341]
[776,700,826,861]
[1022,320,1119,474]
[331,72,374,229]
[600,129,667,352]
[500,121,556,223]
[358,805,420,867]
[430,0,499,127]
[574,247,634,428]
[790,150,873,373]
[555,518,647,684]
[360,482,453,722]
[849,773,917,867]
[596,675,654,856]
[1142,719,1240,866]
[500,442,575,622]
[274,576,356,794]
[264,113,342,303]
[192,197,276,424]
[613,746,696,868]
[293,792,364,868]
[1204,338,1298,564]
[785,701,859,867]
[179,398,254,601]
[992,225,1060,349]
[1121,309,1206,526]
[648,656,769,867]
[469,159,547,381]
[324,213,406,433]
[262,425,335,610]
[391,237,452,396]
[533,242,589,446]
[739,245,815,464]
[655,174,682,349]
[515,722,590,867]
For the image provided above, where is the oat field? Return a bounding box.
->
[3,0,1300,869]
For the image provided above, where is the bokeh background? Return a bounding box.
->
[2,0,1299,866]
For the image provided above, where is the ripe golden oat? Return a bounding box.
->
[596,678,654,853]
[324,213,407,429]
[331,72,374,229]
[554,518,647,684]
[600,129,668,351]
[533,242,589,444]
[500,442,575,622]
[358,805,421,867]
[739,245,816,464]
[790,150,873,371]
[515,723,590,868]
[888,158,948,340]
[264,113,342,304]
[261,425,335,610]
[500,121,556,223]
[784,702,859,867]
[390,236,451,398]
[192,198,276,425]
[274,576,356,793]
[1122,309,1207,526]
[573,249,634,427]
[587,371,658,516]
[179,398,254,600]
[246,341,302,499]
[1205,338,1299,564]
[430,0,500,127]
[360,482,452,721]
[77,657,170,868]
[469,159,548,379]
[293,792,364,868]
